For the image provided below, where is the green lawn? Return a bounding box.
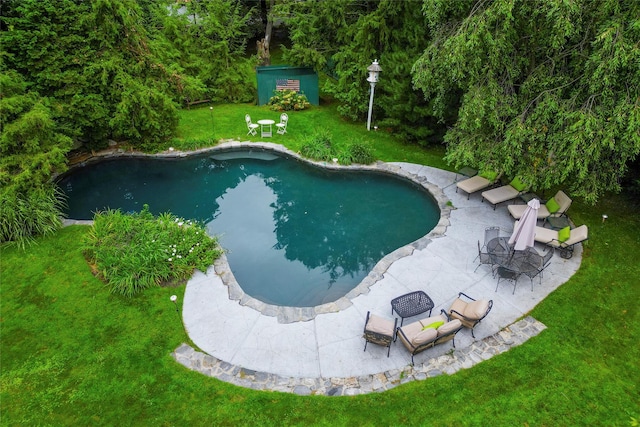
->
[1,105,638,425]
[170,102,450,170]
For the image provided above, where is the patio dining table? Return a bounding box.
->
[487,237,539,276]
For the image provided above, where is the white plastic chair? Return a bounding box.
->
[276,113,288,135]
[245,114,258,136]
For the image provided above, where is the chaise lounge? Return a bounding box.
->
[532,224,588,259]
[395,310,462,365]
[456,170,501,200]
[508,190,572,220]
[481,177,528,210]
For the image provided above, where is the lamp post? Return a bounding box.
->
[170,294,180,321]
[209,106,214,136]
[366,59,382,131]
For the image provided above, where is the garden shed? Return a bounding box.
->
[256,66,319,106]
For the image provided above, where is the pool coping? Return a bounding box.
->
[62,140,453,323]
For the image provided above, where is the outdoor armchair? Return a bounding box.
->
[447,292,493,338]
[395,310,462,365]
[363,311,397,357]
[508,190,572,220]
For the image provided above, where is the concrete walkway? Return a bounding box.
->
[178,142,582,393]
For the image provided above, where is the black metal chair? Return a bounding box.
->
[495,266,521,294]
[448,292,493,338]
[363,311,397,357]
[474,240,495,274]
[522,248,554,288]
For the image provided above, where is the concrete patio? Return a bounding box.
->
[181,145,582,385]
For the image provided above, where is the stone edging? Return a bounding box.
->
[172,316,546,396]
[62,140,453,323]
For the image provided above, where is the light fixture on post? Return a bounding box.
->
[209,106,214,136]
[366,59,382,131]
[170,295,180,321]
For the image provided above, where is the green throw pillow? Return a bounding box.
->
[558,226,571,243]
[546,197,561,213]
[421,320,444,331]
[479,170,498,182]
[510,177,527,192]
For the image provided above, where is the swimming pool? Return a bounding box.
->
[59,148,440,307]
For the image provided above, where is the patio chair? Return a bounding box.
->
[275,113,288,135]
[484,226,500,249]
[508,190,572,220]
[447,292,493,338]
[521,248,554,287]
[456,170,502,200]
[533,224,588,259]
[481,177,529,210]
[395,310,462,365]
[473,226,499,262]
[245,114,259,136]
[474,240,495,274]
[495,266,521,294]
[363,311,397,357]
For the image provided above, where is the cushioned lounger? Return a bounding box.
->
[456,175,496,199]
[508,190,571,220]
[533,224,588,248]
[481,177,528,209]
[482,185,520,208]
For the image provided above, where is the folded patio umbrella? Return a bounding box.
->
[509,198,540,251]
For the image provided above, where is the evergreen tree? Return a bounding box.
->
[278,0,438,143]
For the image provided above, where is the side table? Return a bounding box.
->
[545,215,571,230]
[391,291,434,326]
[455,166,478,182]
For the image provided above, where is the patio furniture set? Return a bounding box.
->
[363,291,493,365]
[246,114,288,138]
[456,171,589,259]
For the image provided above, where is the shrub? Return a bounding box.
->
[0,185,65,249]
[300,129,334,161]
[336,142,375,165]
[84,205,223,297]
[267,90,311,111]
[300,131,375,165]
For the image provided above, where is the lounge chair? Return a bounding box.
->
[395,310,462,365]
[456,170,501,200]
[533,224,588,259]
[508,190,572,220]
[481,177,528,209]
[447,293,493,338]
[363,311,397,357]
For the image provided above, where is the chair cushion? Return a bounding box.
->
[436,319,462,337]
[546,197,561,214]
[479,170,498,181]
[421,320,444,331]
[557,226,571,243]
[510,177,527,192]
[449,298,467,318]
[411,327,437,346]
[464,299,489,320]
[365,314,394,335]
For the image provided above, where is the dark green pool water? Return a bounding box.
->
[59,150,439,307]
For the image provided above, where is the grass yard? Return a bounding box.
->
[169,102,450,170]
[1,105,638,425]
